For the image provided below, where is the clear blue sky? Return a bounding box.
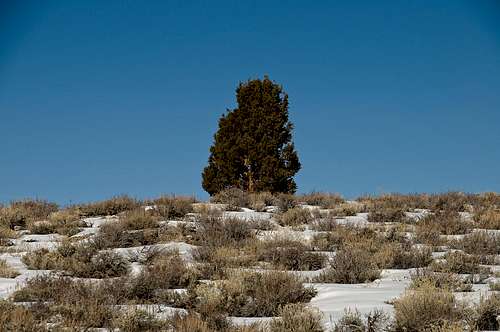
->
[1,1,499,204]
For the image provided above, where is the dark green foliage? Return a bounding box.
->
[202,77,301,195]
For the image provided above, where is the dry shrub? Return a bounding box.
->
[298,192,344,208]
[0,258,20,278]
[258,239,326,271]
[278,207,313,226]
[150,195,195,219]
[392,283,467,331]
[269,304,324,332]
[474,292,500,331]
[79,195,139,216]
[473,208,500,230]
[315,245,380,283]
[410,269,472,292]
[211,188,250,210]
[367,208,407,223]
[190,271,317,317]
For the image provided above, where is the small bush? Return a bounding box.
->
[315,245,380,283]
[329,202,365,217]
[195,214,255,248]
[79,195,139,216]
[278,207,313,226]
[211,188,250,210]
[392,283,466,331]
[269,304,324,332]
[368,208,406,223]
[95,220,160,248]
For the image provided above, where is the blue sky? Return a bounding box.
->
[1,1,499,204]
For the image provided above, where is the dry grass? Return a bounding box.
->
[211,188,250,211]
[409,269,473,292]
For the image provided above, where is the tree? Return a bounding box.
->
[202,77,301,195]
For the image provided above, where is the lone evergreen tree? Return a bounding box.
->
[202,77,301,195]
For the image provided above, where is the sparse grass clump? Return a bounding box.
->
[378,243,433,269]
[79,195,140,216]
[453,230,500,256]
[26,207,86,236]
[249,191,277,211]
[277,207,313,226]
